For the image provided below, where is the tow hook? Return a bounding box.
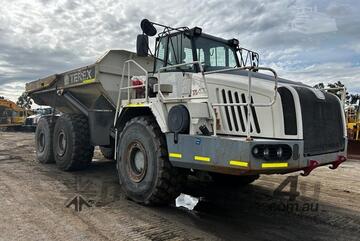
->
[329,155,347,170]
[301,160,319,176]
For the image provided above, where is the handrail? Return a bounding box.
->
[114,60,278,142]
[156,61,218,137]
[321,86,348,122]
[113,59,148,126]
[321,87,347,109]
[211,66,278,140]
[156,63,278,139]
[157,61,207,101]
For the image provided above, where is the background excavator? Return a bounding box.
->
[347,98,360,159]
[0,97,30,129]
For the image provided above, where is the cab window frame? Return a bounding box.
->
[193,34,239,72]
[153,32,196,73]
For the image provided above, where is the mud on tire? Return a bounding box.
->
[53,114,94,171]
[35,116,58,163]
[117,116,187,205]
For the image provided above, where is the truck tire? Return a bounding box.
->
[35,116,57,163]
[211,173,259,187]
[117,116,187,205]
[100,146,114,159]
[53,114,94,171]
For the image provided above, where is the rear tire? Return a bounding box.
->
[100,146,114,159]
[35,116,57,163]
[53,114,94,171]
[117,116,187,205]
[211,173,259,187]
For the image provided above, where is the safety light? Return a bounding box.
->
[193,27,202,35]
[228,38,239,46]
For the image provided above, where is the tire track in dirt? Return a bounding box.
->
[1,132,359,241]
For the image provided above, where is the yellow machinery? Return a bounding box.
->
[320,87,360,159]
[346,101,360,158]
[0,98,28,128]
[347,119,359,141]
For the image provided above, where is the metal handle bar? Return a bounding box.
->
[114,60,149,126]
[210,66,278,140]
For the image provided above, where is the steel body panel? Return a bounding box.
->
[166,133,347,175]
[27,50,154,114]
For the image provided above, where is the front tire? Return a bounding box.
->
[53,114,94,171]
[117,116,187,205]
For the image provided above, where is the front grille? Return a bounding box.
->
[218,88,260,134]
[294,87,345,156]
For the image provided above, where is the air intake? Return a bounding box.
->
[218,88,260,134]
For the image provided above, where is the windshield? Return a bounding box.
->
[194,36,238,71]
[36,108,52,115]
[154,33,194,72]
[154,33,239,72]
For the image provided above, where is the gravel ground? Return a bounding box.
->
[0,131,359,241]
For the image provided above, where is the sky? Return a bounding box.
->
[0,0,359,103]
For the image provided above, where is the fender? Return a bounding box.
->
[115,102,168,133]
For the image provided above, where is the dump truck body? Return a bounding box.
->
[27,50,153,112]
[27,50,153,145]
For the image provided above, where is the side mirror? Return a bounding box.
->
[136,34,149,57]
[140,19,157,36]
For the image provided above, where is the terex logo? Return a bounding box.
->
[65,67,95,85]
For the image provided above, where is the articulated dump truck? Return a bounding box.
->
[26,19,347,205]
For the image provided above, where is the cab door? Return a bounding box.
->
[154,33,196,99]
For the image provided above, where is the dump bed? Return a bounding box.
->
[26,50,154,113]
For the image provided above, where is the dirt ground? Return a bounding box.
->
[0,131,359,241]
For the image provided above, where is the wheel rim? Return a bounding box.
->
[57,130,67,157]
[37,131,45,152]
[126,141,148,183]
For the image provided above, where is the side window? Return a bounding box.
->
[168,35,180,65]
[210,47,226,67]
[181,35,193,64]
[155,37,167,71]
[197,49,205,63]
[182,48,193,63]
[228,51,237,67]
[167,34,194,71]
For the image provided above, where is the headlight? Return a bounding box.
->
[252,144,292,161]
[276,147,283,158]
[263,148,270,159]
[253,147,259,155]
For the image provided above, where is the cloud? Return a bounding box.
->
[0,82,26,102]
[0,0,359,103]
[268,62,360,93]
